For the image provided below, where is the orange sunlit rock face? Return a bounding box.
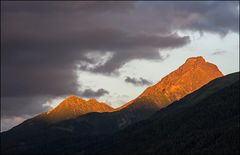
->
[44,95,114,122]
[43,56,223,122]
[119,56,223,109]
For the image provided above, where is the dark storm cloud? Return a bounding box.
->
[2,1,134,13]
[1,96,51,118]
[79,88,109,98]
[1,1,238,130]
[1,26,189,96]
[176,1,239,35]
[1,116,29,131]
[125,76,153,86]
[1,96,47,131]
[77,32,190,74]
[136,1,239,36]
[1,66,79,97]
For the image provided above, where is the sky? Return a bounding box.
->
[1,1,239,131]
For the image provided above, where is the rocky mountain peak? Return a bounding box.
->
[45,96,114,122]
[121,56,223,110]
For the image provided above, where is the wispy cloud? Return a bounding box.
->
[212,50,227,55]
[125,76,153,86]
[79,88,109,98]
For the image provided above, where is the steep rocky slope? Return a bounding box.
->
[44,96,114,122]
[119,56,223,109]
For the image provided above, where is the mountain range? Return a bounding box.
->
[1,56,239,154]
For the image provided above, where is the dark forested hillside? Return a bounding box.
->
[83,72,239,155]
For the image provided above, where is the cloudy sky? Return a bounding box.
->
[1,1,239,131]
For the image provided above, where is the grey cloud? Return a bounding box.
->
[125,76,153,86]
[2,1,135,13]
[2,26,189,97]
[1,96,51,118]
[77,32,189,74]
[79,88,109,98]
[1,115,30,132]
[212,51,227,55]
[1,66,79,97]
[166,1,239,35]
[125,2,238,36]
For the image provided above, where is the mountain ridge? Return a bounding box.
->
[38,56,223,120]
[16,56,223,127]
[43,95,114,123]
[118,56,223,110]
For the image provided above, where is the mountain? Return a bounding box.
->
[118,56,223,109]
[79,72,240,155]
[39,56,223,127]
[1,56,226,154]
[43,96,114,123]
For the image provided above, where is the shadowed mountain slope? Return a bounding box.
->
[84,72,239,155]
